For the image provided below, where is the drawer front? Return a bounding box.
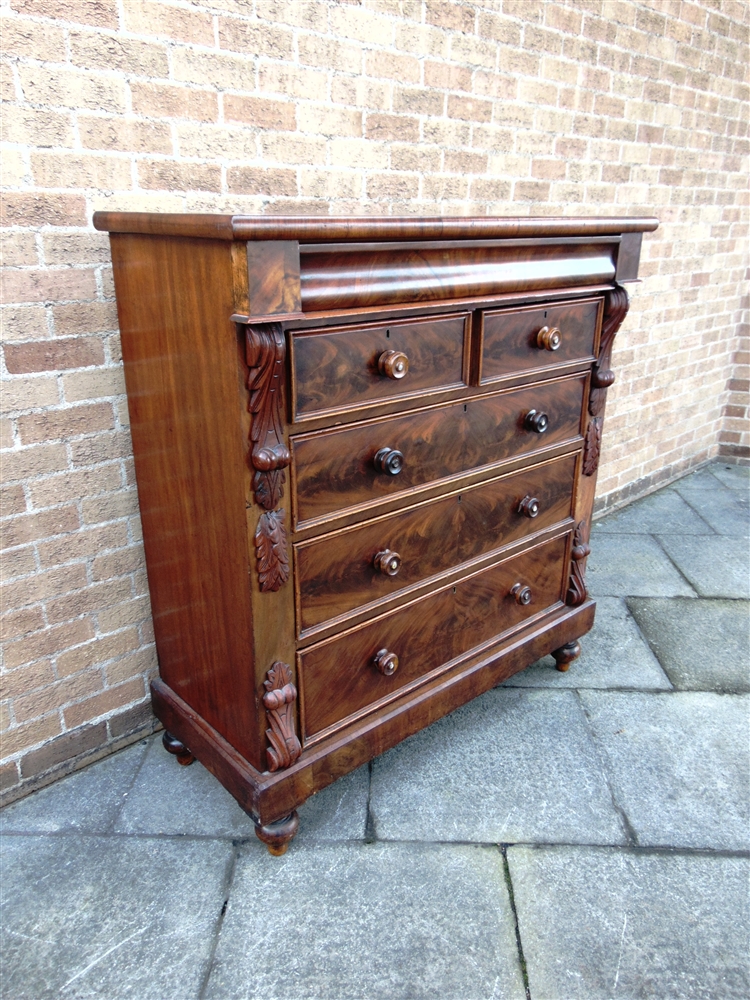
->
[298,532,569,741]
[292,373,586,526]
[291,312,469,419]
[481,297,600,384]
[295,452,577,633]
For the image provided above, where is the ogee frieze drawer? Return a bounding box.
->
[480,297,601,384]
[295,452,577,634]
[291,373,586,526]
[291,312,470,419]
[297,532,569,742]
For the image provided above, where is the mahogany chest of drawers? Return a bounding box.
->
[95,212,657,854]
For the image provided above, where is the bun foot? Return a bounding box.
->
[162,730,195,766]
[552,640,581,672]
[254,812,299,856]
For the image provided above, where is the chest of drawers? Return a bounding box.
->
[95,212,657,854]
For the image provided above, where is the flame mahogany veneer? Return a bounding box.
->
[95,211,657,855]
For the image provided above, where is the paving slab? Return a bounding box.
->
[115,734,369,841]
[673,484,750,537]
[504,597,672,690]
[585,533,696,598]
[580,691,750,850]
[592,487,713,535]
[508,845,750,1000]
[0,739,148,834]
[709,462,750,492]
[0,834,232,1000]
[669,464,736,492]
[205,842,526,1000]
[114,733,256,837]
[657,534,750,598]
[370,688,625,845]
[628,597,750,692]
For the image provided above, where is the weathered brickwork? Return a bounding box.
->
[1,0,748,800]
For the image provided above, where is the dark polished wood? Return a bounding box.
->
[294,452,577,634]
[162,730,195,766]
[100,213,656,853]
[298,533,568,742]
[552,640,581,672]
[480,297,601,384]
[291,374,586,526]
[253,811,299,855]
[291,312,468,419]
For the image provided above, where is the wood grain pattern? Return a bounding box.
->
[298,532,569,741]
[291,312,468,419]
[300,244,616,310]
[480,297,601,384]
[291,373,586,526]
[95,211,659,242]
[294,452,578,633]
[246,240,301,317]
[108,234,261,767]
[589,284,629,416]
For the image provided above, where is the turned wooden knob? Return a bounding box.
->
[518,495,541,518]
[378,350,409,380]
[374,549,401,577]
[524,409,549,434]
[374,446,404,475]
[536,326,562,351]
[374,648,399,675]
[511,583,533,606]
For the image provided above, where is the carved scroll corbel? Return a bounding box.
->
[566,520,591,606]
[583,284,630,476]
[263,661,301,772]
[246,323,291,591]
[246,323,290,510]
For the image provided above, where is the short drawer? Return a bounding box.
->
[295,451,577,633]
[291,373,586,526]
[291,312,469,419]
[480,297,601,384]
[297,532,569,742]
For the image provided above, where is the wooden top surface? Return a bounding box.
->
[93,212,659,242]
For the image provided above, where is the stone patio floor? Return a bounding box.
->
[1,460,748,1000]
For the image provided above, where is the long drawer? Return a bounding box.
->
[291,373,586,526]
[295,452,577,634]
[291,312,470,419]
[297,532,569,742]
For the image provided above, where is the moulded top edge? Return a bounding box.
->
[93,212,659,242]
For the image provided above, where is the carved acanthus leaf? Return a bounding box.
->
[582,417,603,476]
[246,323,290,510]
[263,661,301,772]
[255,509,289,592]
[566,520,592,607]
[590,284,629,417]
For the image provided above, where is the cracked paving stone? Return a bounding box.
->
[656,535,750,599]
[204,842,526,1000]
[627,597,750,693]
[586,533,696,598]
[0,834,233,1000]
[370,688,625,845]
[508,845,750,1000]
[580,691,750,850]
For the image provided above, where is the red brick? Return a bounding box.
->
[224,95,296,131]
[63,677,145,728]
[4,338,105,374]
[10,0,118,29]
[0,193,87,228]
[19,721,107,779]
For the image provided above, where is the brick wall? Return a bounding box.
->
[1,0,748,802]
